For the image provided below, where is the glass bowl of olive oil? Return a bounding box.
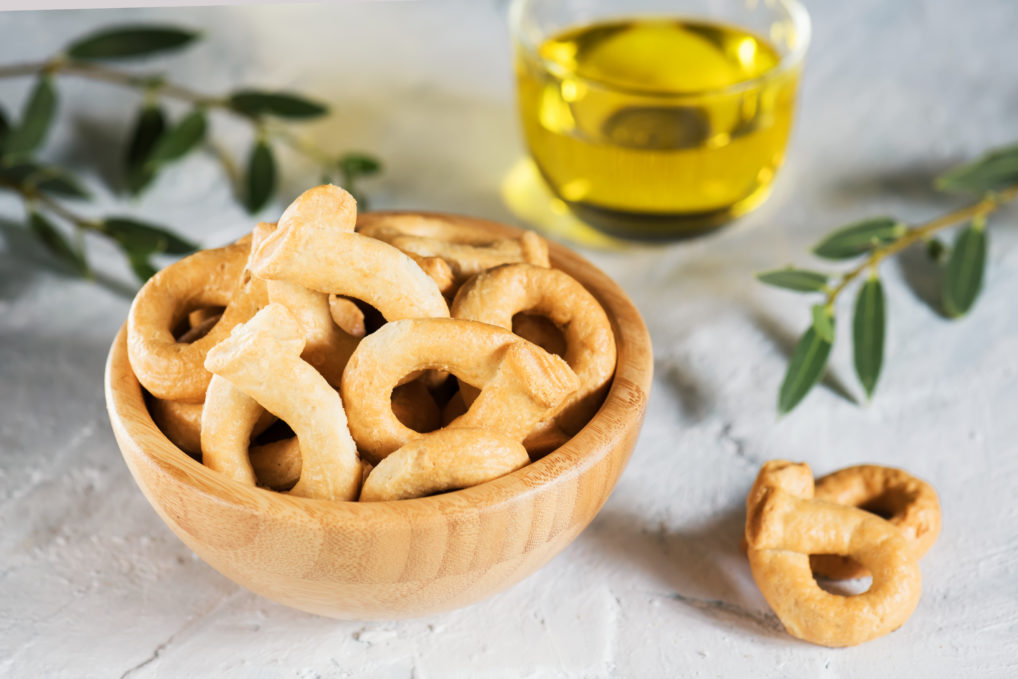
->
[510,0,810,238]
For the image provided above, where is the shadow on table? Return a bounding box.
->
[586,503,787,639]
[0,217,135,301]
[744,304,858,406]
[827,159,963,210]
[0,217,50,300]
[654,357,716,424]
[896,244,949,318]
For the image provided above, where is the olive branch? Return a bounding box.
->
[0,25,381,282]
[758,144,1018,414]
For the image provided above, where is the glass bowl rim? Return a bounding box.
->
[508,0,812,100]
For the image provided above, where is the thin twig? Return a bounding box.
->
[0,57,330,174]
[824,183,1018,305]
[263,120,335,168]
[33,190,101,230]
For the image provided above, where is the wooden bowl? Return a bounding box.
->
[104,212,653,619]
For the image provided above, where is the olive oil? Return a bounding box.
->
[515,18,800,232]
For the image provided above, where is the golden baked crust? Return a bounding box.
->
[745,460,923,647]
[811,464,941,579]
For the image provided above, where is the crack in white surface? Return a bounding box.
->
[667,591,783,633]
[117,590,242,678]
[718,423,762,467]
[118,635,174,679]
[0,418,100,512]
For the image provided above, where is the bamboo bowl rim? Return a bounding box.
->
[105,211,654,531]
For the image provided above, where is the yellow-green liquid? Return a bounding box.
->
[516,19,800,233]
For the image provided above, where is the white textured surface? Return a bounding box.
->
[2,1,1017,676]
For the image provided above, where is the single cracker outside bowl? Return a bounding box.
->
[745,460,923,647]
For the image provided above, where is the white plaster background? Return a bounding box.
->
[1,1,1016,676]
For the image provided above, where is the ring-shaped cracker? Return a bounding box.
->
[451,263,616,434]
[250,212,449,323]
[744,460,922,647]
[811,465,941,580]
[202,304,361,501]
[249,438,302,491]
[127,235,266,402]
[341,318,579,464]
[356,212,550,284]
[149,389,274,460]
[149,397,204,455]
[328,295,366,337]
[254,219,362,387]
[360,428,529,502]
[391,379,441,434]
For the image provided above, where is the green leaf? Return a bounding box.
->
[936,145,1018,194]
[756,268,828,293]
[852,276,886,398]
[0,105,9,149]
[339,153,382,178]
[3,76,57,159]
[35,170,89,199]
[228,91,328,119]
[28,210,86,274]
[925,237,947,263]
[812,217,905,260]
[943,222,987,317]
[66,26,199,60]
[126,252,158,282]
[125,105,167,194]
[811,303,834,343]
[146,109,206,167]
[101,217,198,256]
[244,140,276,213]
[0,163,89,199]
[778,325,834,415]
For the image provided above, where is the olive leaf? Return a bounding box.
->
[853,276,885,398]
[32,168,89,199]
[0,105,9,149]
[0,163,89,199]
[101,217,198,255]
[339,152,383,208]
[3,76,57,160]
[778,324,834,415]
[925,237,948,263]
[339,153,382,178]
[28,210,87,274]
[244,139,276,213]
[125,104,167,194]
[811,303,834,343]
[228,91,328,119]
[936,145,1018,195]
[66,26,199,61]
[756,268,828,293]
[101,217,197,282]
[126,253,158,282]
[943,221,987,317]
[813,217,905,260]
[146,109,206,167]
